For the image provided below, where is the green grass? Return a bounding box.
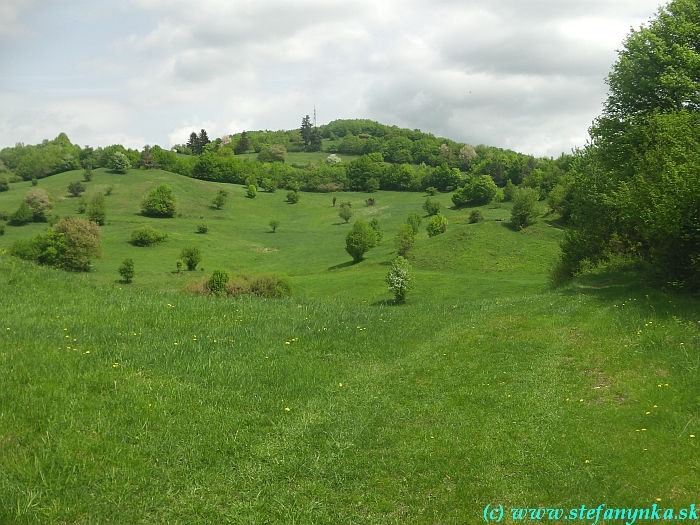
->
[0,169,698,524]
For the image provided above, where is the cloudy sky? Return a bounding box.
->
[0,0,662,157]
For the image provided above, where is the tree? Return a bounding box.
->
[25,188,52,221]
[118,258,135,283]
[426,213,448,237]
[198,129,210,153]
[369,218,383,244]
[511,188,540,229]
[138,145,159,170]
[180,246,202,271]
[406,212,422,234]
[68,181,86,197]
[300,115,313,149]
[257,144,286,163]
[110,152,131,173]
[458,144,477,170]
[141,184,176,217]
[338,202,353,223]
[386,256,413,304]
[247,185,257,198]
[452,175,498,207]
[87,193,107,225]
[212,189,228,209]
[208,270,229,295]
[558,0,700,286]
[52,216,102,271]
[234,131,250,154]
[187,132,199,154]
[9,201,33,225]
[395,223,415,257]
[345,219,377,263]
[269,219,280,232]
[423,197,441,216]
[83,164,93,182]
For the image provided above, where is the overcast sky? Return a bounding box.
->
[0,0,663,157]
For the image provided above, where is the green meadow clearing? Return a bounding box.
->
[0,168,698,524]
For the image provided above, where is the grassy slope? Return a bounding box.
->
[0,169,698,524]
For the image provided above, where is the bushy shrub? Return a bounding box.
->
[68,181,86,197]
[257,144,286,163]
[0,176,9,192]
[212,189,228,209]
[365,177,379,192]
[52,216,102,271]
[261,178,277,192]
[395,223,415,257]
[365,198,376,206]
[511,188,540,229]
[118,258,135,283]
[386,256,413,304]
[130,225,167,246]
[247,185,257,198]
[286,191,299,203]
[469,209,484,223]
[197,224,208,234]
[452,175,498,207]
[425,186,438,196]
[31,178,37,186]
[346,219,377,263]
[423,197,441,216]
[0,222,5,235]
[110,152,131,173]
[427,212,448,237]
[269,219,280,232]
[83,166,93,182]
[207,270,229,295]
[9,201,33,225]
[406,211,422,234]
[105,185,114,196]
[326,154,341,164]
[76,196,87,214]
[25,188,52,221]
[141,184,176,217]
[369,218,383,244]
[338,202,353,223]
[503,180,516,202]
[180,246,202,271]
[87,193,107,225]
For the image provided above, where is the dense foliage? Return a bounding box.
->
[345,219,377,263]
[10,216,102,271]
[141,184,176,218]
[558,0,700,288]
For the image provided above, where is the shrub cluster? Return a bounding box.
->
[141,184,176,217]
[130,225,167,246]
[427,212,448,237]
[186,271,293,298]
[10,216,101,271]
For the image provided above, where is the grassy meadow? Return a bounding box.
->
[0,168,698,523]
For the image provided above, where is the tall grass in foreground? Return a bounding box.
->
[1,256,698,524]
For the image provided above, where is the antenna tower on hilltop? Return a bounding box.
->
[313,106,317,128]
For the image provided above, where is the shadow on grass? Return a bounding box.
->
[328,260,356,271]
[371,299,401,306]
[333,222,351,226]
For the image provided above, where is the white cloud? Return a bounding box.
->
[0,0,35,39]
[0,0,663,156]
